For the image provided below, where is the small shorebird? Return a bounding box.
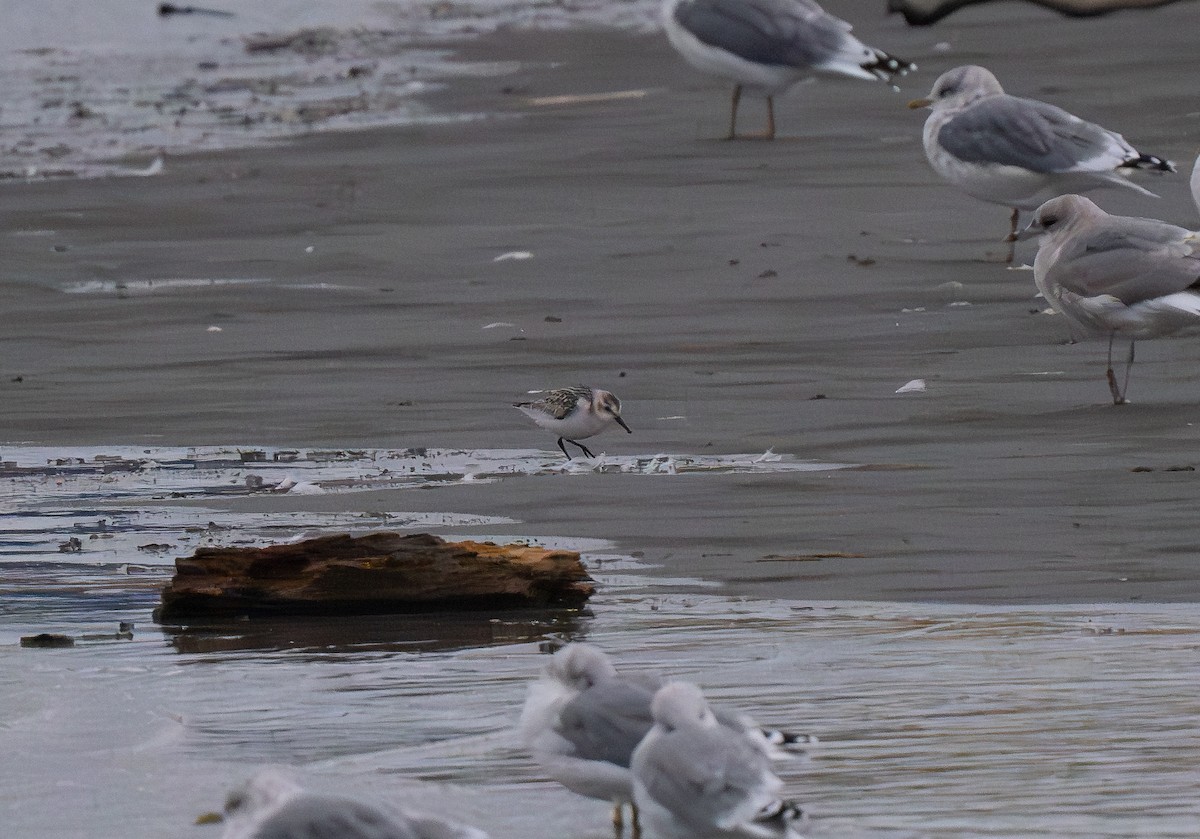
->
[514,386,631,460]
[909,65,1174,262]
[517,643,813,836]
[1019,194,1200,405]
[631,682,806,839]
[661,0,914,140]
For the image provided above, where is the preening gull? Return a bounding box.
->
[661,0,914,139]
[630,682,806,839]
[517,643,812,834]
[1019,193,1200,404]
[909,65,1174,261]
[219,769,489,839]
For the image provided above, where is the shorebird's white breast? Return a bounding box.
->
[516,403,611,440]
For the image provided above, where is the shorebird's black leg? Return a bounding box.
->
[557,437,573,460]
[568,439,596,459]
[765,95,775,141]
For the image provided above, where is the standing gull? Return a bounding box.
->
[1190,153,1199,218]
[218,768,489,839]
[661,0,914,140]
[909,65,1175,262]
[517,643,812,835]
[630,682,806,839]
[514,386,631,460]
[1020,194,1200,404]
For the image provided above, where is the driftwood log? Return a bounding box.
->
[155,532,593,621]
[888,0,1192,24]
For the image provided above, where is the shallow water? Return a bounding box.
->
[0,0,660,179]
[4,447,1200,838]
[0,444,850,570]
[4,573,1199,839]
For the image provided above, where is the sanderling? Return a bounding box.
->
[1018,193,1200,404]
[513,386,631,460]
[631,681,806,839]
[909,65,1174,262]
[218,768,488,839]
[517,643,813,835]
[661,0,914,140]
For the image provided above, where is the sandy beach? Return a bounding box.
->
[5,2,1200,604]
[4,4,1200,838]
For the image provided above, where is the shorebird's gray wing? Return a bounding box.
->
[515,386,591,419]
[1050,220,1200,303]
[252,796,426,839]
[635,728,777,832]
[671,0,856,69]
[938,95,1131,174]
[556,680,656,767]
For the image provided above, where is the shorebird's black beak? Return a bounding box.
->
[615,416,632,434]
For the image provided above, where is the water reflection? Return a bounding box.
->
[162,609,590,655]
[4,554,1200,838]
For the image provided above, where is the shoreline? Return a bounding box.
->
[4,4,1200,604]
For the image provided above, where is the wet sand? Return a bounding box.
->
[4,2,1200,603]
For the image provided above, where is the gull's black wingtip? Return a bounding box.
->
[863,51,917,83]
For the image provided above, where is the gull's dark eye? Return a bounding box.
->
[937,84,958,97]
[1041,215,1058,228]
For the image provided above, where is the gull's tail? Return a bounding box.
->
[1122,152,1176,173]
[862,49,916,83]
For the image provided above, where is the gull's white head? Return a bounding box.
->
[1021,194,1106,242]
[545,642,620,689]
[591,389,632,434]
[909,65,1004,111]
[222,769,303,836]
[650,682,718,732]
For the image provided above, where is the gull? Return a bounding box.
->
[1019,193,1200,404]
[514,386,631,460]
[661,0,914,140]
[630,682,806,839]
[517,643,812,835]
[909,65,1174,262]
[218,768,489,839]
[1191,153,1199,218]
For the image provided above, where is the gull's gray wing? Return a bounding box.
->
[252,796,423,839]
[635,727,775,832]
[938,95,1130,173]
[556,679,656,767]
[671,0,851,68]
[1050,219,1200,303]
